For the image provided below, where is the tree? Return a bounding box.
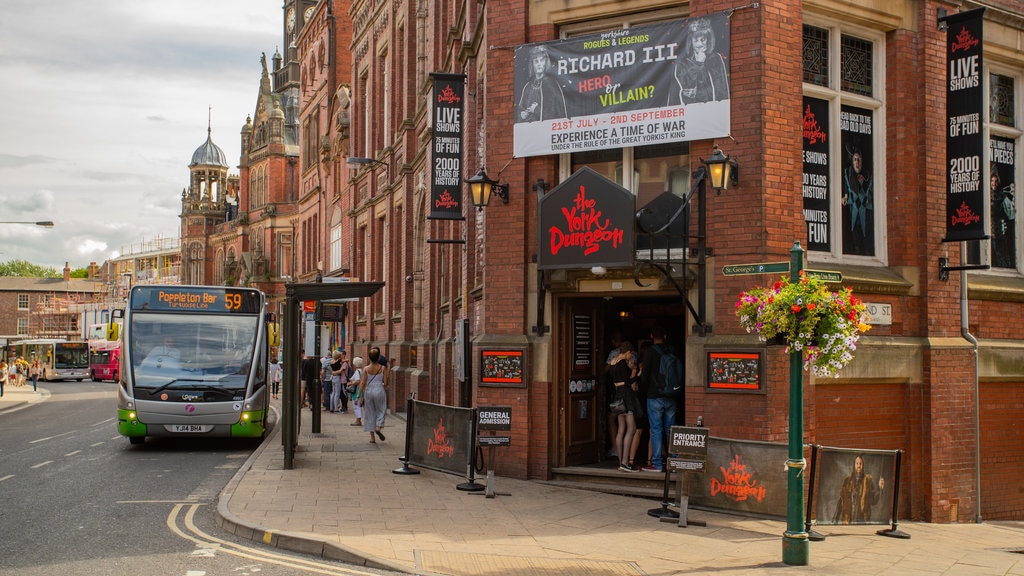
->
[0,260,60,278]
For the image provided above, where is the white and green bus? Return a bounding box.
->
[15,339,90,381]
[116,285,275,445]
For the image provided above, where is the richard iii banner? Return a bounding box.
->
[513,12,730,158]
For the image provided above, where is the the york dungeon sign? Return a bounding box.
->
[512,12,730,158]
[430,73,466,220]
[538,167,634,270]
[943,8,986,242]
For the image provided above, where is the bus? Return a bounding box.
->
[15,339,90,381]
[89,341,120,382]
[116,285,274,444]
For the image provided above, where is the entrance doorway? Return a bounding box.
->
[558,294,684,467]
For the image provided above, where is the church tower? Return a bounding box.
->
[180,113,235,285]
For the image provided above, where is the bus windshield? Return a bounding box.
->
[55,343,89,370]
[129,312,258,392]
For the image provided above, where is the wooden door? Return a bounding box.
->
[560,299,603,466]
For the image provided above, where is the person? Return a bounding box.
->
[517,44,567,122]
[300,352,319,409]
[0,360,7,397]
[832,454,885,524]
[842,145,874,255]
[144,335,181,365]
[9,357,20,386]
[641,325,677,473]
[267,357,282,399]
[609,341,641,471]
[29,359,40,392]
[320,351,334,412]
[348,356,364,427]
[357,348,388,443]
[604,331,634,461]
[669,17,729,105]
[328,350,347,414]
[629,339,652,471]
[990,164,1016,268]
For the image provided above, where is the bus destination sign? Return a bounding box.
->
[131,287,262,314]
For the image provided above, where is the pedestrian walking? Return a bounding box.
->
[29,359,40,393]
[348,356,364,427]
[268,358,282,399]
[358,348,388,443]
[0,360,7,397]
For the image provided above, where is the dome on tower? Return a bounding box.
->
[190,129,229,168]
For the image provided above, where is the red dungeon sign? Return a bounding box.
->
[537,166,635,270]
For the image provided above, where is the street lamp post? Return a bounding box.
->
[782,241,809,566]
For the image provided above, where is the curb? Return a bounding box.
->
[214,405,416,574]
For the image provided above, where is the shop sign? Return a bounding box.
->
[538,167,634,270]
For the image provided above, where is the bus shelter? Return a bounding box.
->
[281,280,384,469]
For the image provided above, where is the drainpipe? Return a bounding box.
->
[958,242,982,523]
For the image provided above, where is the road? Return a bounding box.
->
[0,381,405,576]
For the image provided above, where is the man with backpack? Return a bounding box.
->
[640,325,681,472]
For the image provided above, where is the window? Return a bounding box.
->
[984,70,1020,270]
[330,219,343,272]
[17,318,28,336]
[18,294,29,310]
[802,23,885,261]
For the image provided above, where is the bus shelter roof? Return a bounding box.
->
[284,281,385,302]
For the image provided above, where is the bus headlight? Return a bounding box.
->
[241,412,250,421]
[128,411,137,420]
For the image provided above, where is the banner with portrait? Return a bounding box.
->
[989,135,1016,268]
[512,12,731,158]
[840,105,876,256]
[812,446,898,525]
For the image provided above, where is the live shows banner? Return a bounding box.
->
[943,8,986,242]
[512,12,730,158]
[430,73,466,220]
[406,400,476,477]
[813,446,898,526]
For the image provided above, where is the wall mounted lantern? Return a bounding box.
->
[703,145,739,191]
[465,167,509,210]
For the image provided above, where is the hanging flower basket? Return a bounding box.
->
[735,271,871,378]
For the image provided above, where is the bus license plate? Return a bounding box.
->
[170,424,209,433]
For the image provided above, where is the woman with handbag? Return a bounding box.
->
[608,341,640,472]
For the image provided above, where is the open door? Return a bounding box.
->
[560,298,604,466]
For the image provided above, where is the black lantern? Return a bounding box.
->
[703,145,738,191]
[465,167,509,209]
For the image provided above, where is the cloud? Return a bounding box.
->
[0,0,280,270]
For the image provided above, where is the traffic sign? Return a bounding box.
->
[722,261,790,276]
[804,269,843,282]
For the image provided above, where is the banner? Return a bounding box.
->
[813,446,898,525]
[429,73,466,220]
[512,12,730,157]
[802,97,831,252]
[688,437,790,518]
[840,105,876,256]
[944,8,986,242]
[406,400,476,477]
[537,167,635,270]
[989,135,1016,268]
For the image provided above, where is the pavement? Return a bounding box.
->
[0,380,49,413]
[6,387,1022,575]
[214,398,1024,576]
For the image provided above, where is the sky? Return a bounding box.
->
[0,0,282,271]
